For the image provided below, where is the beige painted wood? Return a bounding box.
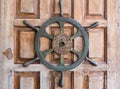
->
[73,72,84,89]
[0,0,120,89]
[14,72,40,89]
[14,19,46,26]
[89,28,105,59]
[107,0,119,89]
[88,72,104,89]
[74,0,83,22]
[0,0,14,89]
[40,71,49,89]
[13,63,107,72]
[20,31,35,58]
[88,0,104,15]
[20,77,34,89]
[117,1,120,89]
[40,0,51,18]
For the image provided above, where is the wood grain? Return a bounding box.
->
[16,0,39,18]
[107,0,119,89]
[84,0,107,19]
[20,31,35,58]
[14,72,40,89]
[49,71,73,89]
[20,0,34,13]
[88,0,104,15]
[89,28,105,59]
[20,77,34,89]
[0,0,120,89]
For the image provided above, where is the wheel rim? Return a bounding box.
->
[35,17,89,71]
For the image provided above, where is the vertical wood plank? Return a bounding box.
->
[74,72,84,89]
[89,29,104,58]
[40,0,51,18]
[73,0,84,62]
[0,0,14,89]
[117,1,120,89]
[40,0,51,63]
[40,71,49,89]
[55,77,62,89]
[107,0,118,89]
[74,0,83,22]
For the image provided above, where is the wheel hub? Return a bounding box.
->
[52,34,73,55]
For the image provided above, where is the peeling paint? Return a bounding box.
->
[2,48,13,60]
[0,55,4,63]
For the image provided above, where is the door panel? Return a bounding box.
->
[14,72,40,89]
[16,0,39,18]
[14,28,36,63]
[89,28,107,62]
[0,0,119,89]
[84,0,107,19]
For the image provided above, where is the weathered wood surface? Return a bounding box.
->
[0,0,120,89]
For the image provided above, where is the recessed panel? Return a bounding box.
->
[88,0,104,15]
[20,77,34,89]
[16,0,39,18]
[20,0,34,13]
[88,72,106,89]
[84,0,107,19]
[14,72,40,89]
[14,27,37,64]
[20,31,35,58]
[89,28,107,62]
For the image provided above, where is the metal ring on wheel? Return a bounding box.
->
[35,17,89,71]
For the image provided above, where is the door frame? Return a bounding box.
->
[0,0,120,89]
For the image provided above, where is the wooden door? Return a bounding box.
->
[0,0,120,89]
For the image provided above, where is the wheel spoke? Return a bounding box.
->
[42,49,54,57]
[58,21,65,34]
[59,55,64,66]
[86,22,99,31]
[23,57,40,67]
[59,71,64,87]
[70,31,82,40]
[86,57,98,66]
[23,20,39,32]
[71,48,82,58]
[42,31,54,40]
